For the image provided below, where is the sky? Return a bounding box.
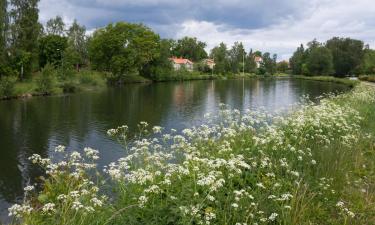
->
[39,0,375,60]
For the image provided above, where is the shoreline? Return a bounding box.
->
[0,74,358,101]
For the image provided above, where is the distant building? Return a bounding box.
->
[170,57,194,71]
[254,56,263,68]
[203,59,216,70]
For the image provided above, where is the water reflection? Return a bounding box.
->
[0,78,349,221]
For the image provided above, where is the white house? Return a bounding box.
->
[254,56,263,68]
[170,57,194,71]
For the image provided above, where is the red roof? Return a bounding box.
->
[170,57,193,65]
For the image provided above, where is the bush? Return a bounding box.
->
[0,76,17,97]
[36,64,57,94]
[359,75,375,83]
[79,71,98,85]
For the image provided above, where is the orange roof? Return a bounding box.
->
[170,57,193,64]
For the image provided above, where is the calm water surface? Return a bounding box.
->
[0,78,349,221]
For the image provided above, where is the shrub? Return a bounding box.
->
[36,64,57,94]
[0,76,17,97]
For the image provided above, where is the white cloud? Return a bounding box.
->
[38,0,375,61]
[175,0,375,60]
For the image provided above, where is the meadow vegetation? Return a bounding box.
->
[8,83,375,225]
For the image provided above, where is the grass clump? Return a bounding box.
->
[8,84,375,225]
[359,75,375,83]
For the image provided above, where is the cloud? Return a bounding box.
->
[38,0,375,60]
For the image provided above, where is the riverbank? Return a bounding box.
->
[0,73,359,101]
[7,82,375,224]
[292,75,359,87]
[359,75,375,83]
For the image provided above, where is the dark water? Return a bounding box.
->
[0,78,349,221]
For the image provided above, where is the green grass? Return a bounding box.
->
[293,75,359,87]
[7,83,375,225]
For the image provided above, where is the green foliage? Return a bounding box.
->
[38,34,68,68]
[210,42,229,75]
[172,36,207,61]
[88,22,160,83]
[306,46,334,75]
[0,75,17,97]
[290,44,306,75]
[245,50,257,73]
[45,15,65,36]
[326,37,365,76]
[228,42,246,74]
[260,52,277,75]
[36,63,56,94]
[10,0,41,77]
[360,49,375,74]
[277,61,289,73]
[67,20,87,69]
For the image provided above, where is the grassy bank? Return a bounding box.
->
[0,70,107,100]
[7,83,375,225]
[292,75,359,87]
[359,75,375,83]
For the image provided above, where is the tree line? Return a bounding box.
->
[0,0,280,86]
[290,37,375,77]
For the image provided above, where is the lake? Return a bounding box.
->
[0,78,349,221]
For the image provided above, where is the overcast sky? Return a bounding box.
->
[39,0,375,60]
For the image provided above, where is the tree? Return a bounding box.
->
[326,37,364,76]
[141,39,174,80]
[290,44,306,75]
[210,42,229,75]
[38,34,67,68]
[0,0,7,59]
[67,19,87,70]
[228,42,246,74]
[360,49,375,74]
[260,52,277,75]
[173,37,207,62]
[10,0,41,78]
[46,16,65,36]
[88,22,160,83]
[245,49,257,73]
[277,61,289,73]
[305,46,334,75]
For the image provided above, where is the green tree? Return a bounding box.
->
[360,49,375,74]
[305,46,334,75]
[88,22,160,83]
[290,44,306,75]
[10,0,41,78]
[277,61,289,73]
[326,37,364,76]
[210,42,229,75]
[228,42,246,74]
[141,39,174,80]
[67,19,87,70]
[245,49,257,73]
[46,16,65,36]
[0,0,7,59]
[173,37,207,62]
[38,34,67,68]
[260,52,277,75]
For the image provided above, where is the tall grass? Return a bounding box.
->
[8,84,375,225]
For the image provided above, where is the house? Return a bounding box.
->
[170,57,194,71]
[203,59,216,70]
[254,56,263,68]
